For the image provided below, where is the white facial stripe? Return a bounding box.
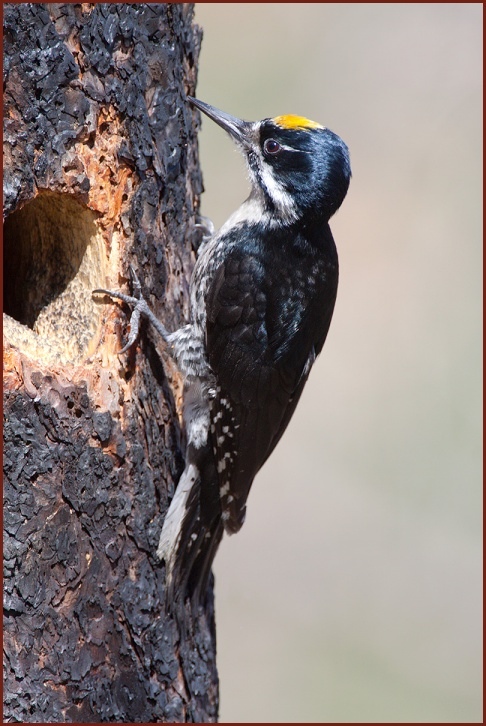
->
[259,164,298,223]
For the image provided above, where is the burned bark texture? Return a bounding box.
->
[3,3,219,722]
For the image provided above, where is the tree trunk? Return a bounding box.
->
[3,3,219,722]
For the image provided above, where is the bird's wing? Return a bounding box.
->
[205,248,324,534]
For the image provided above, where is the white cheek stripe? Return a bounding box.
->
[259,164,298,223]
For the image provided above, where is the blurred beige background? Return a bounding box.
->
[193,4,482,723]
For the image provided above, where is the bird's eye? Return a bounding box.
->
[263,138,281,155]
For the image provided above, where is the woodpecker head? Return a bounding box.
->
[189,96,351,225]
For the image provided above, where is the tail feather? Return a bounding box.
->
[156,463,199,585]
[189,520,224,607]
[157,446,223,607]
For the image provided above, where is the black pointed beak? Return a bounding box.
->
[188,97,252,149]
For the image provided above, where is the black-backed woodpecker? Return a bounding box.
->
[95,97,351,605]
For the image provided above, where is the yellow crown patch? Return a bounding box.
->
[273,114,323,131]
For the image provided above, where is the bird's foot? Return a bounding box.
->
[93,266,170,353]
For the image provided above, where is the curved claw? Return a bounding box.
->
[128,264,142,296]
[118,305,142,354]
[195,214,215,239]
[193,215,215,253]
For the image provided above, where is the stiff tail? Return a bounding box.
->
[157,445,224,607]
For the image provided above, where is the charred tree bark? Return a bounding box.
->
[3,4,219,722]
